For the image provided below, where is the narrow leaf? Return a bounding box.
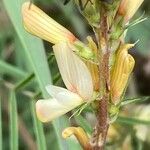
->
[0,97,2,150]
[14,73,34,91]
[121,96,150,106]
[9,91,18,150]
[117,116,150,125]
[3,1,77,149]
[74,115,92,134]
[30,100,46,150]
[0,60,26,79]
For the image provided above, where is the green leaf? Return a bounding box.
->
[3,0,51,97]
[30,100,46,150]
[14,73,34,91]
[9,91,18,150]
[0,60,26,79]
[3,0,78,149]
[54,0,87,37]
[121,96,150,106]
[74,115,92,135]
[117,116,150,125]
[126,18,150,55]
[0,97,2,150]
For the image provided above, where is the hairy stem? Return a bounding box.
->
[90,4,110,150]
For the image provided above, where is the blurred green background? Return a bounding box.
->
[0,0,150,150]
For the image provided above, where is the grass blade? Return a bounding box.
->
[117,116,150,125]
[0,60,26,79]
[74,115,92,134]
[9,91,18,150]
[30,100,46,150]
[2,0,51,97]
[121,96,150,106]
[0,97,2,150]
[3,0,78,149]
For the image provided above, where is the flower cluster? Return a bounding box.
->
[22,2,96,122]
[22,0,143,123]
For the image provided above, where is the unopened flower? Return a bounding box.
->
[36,42,93,122]
[118,0,144,22]
[110,44,135,104]
[22,2,76,44]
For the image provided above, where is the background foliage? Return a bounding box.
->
[0,0,150,149]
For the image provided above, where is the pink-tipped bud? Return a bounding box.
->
[118,0,144,22]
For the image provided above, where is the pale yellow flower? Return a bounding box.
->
[22,2,77,44]
[36,42,93,122]
[22,2,94,122]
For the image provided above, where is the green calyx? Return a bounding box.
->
[73,40,97,62]
[109,104,120,123]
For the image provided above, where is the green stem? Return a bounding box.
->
[14,73,34,91]
[0,60,26,79]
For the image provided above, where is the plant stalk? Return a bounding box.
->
[90,4,110,150]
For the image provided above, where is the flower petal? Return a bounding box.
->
[53,42,93,101]
[36,89,83,122]
[22,2,76,44]
[46,85,68,98]
[46,85,83,106]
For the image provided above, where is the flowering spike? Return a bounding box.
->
[53,42,93,101]
[118,0,144,22]
[110,44,135,104]
[22,2,76,44]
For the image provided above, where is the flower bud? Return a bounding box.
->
[110,44,135,104]
[118,0,144,22]
[22,2,76,44]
